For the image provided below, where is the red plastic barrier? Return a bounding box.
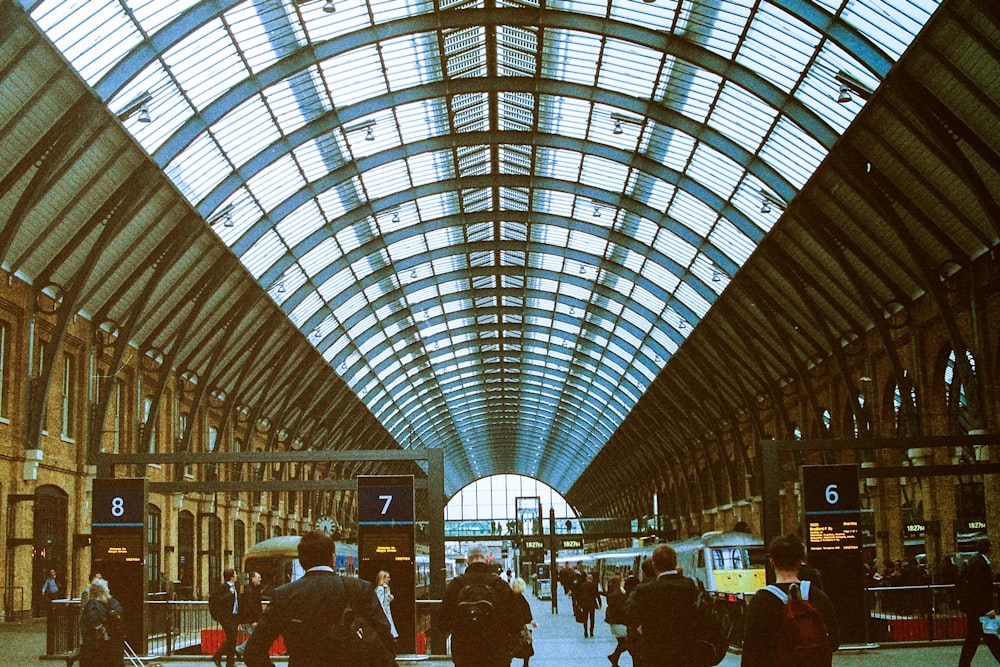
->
[415,631,426,654]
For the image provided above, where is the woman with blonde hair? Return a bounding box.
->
[510,577,537,667]
[375,570,399,652]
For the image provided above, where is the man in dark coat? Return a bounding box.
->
[438,546,519,667]
[212,568,241,667]
[622,543,700,667]
[575,572,601,638]
[236,570,263,657]
[958,538,1000,666]
[243,531,390,667]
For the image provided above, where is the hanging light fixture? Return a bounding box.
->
[837,84,852,104]
[760,199,771,214]
[137,103,151,123]
[322,0,336,12]
[365,126,375,141]
[613,119,623,135]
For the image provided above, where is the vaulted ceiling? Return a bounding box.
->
[2,0,997,504]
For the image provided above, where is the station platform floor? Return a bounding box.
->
[8,587,997,666]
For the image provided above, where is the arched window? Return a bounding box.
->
[945,349,978,433]
[177,510,194,595]
[233,520,246,571]
[147,504,162,591]
[255,523,266,545]
[33,485,68,616]
[207,515,222,585]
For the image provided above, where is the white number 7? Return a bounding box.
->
[379,495,392,514]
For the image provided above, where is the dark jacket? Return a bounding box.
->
[961,553,996,617]
[438,562,519,667]
[604,589,626,625]
[740,581,840,667]
[575,580,601,611]
[241,583,263,625]
[79,596,124,667]
[622,573,699,667]
[243,570,389,667]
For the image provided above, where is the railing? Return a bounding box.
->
[865,584,972,643]
[46,599,220,658]
[47,597,449,659]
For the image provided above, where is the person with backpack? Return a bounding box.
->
[741,534,839,667]
[438,545,519,667]
[209,568,241,667]
[243,531,392,667]
[957,537,1000,666]
[78,578,123,667]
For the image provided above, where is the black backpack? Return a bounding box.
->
[455,576,500,633]
[334,576,398,667]
[208,585,233,622]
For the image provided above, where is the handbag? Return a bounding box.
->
[982,615,1000,636]
[512,625,534,659]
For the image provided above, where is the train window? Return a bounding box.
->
[698,549,706,568]
[731,549,744,569]
[712,549,725,570]
[747,547,768,568]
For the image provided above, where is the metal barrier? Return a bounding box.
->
[47,597,447,659]
[865,584,971,643]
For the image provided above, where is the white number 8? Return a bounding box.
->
[111,496,125,517]
[824,484,839,505]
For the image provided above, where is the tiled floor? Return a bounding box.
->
[9,588,998,666]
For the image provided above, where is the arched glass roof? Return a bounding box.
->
[21,0,940,493]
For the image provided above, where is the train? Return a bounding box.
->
[556,530,767,599]
[241,535,457,598]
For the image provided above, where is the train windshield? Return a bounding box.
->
[710,547,767,570]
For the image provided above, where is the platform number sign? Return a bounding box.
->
[358,476,414,525]
[801,464,860,515]
[92,478,145,527]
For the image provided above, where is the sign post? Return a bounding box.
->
[91,478,147,654]
[800,464,866,644]
[357,475,415,653]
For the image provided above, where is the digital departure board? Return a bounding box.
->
[92,531,144,561]
[808,517,861,551]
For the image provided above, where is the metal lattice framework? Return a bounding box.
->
[1,0,997,506]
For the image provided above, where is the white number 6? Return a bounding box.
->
[825,484,839,505]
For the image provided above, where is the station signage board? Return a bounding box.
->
[358,477,414,526]
[800,464,865,644]
[561,538,583,549]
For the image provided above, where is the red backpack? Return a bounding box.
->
[764,581,833,667]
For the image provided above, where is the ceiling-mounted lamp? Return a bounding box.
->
[115,91,153,123]
[207,204,235,227]
[391,210,400,223]
[344,119,377,143]
[322,0,336,12]
[834,70,873,104]
[758,189,786,215]
[610,112,642,137]
[276,281,286,294]
[592,206,601,218]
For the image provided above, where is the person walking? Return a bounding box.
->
[78,578,123,667]
[243,531,391,667]
[236,571,263,657]
[510,577,537,667]
[958,537,1000,666]
[210,568,240,667]
[741,534,839,667]
[438,545,520,667]
[603,575,628,666]
[622,544,700,667]
[41,568,61,616]
[375,570,399,654]
[576,572,601,638]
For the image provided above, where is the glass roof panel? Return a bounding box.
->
[23,0,943,494]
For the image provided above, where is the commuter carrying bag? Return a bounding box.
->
[765,581,833,667]
[689,580,731,667]
[208,586,233,623]
[335,577,398,667]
